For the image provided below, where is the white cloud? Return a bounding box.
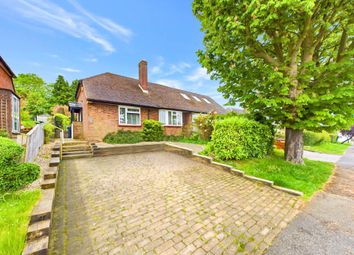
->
[154,79,183,89]
[84,57,98,63]
[67,0,132,41]
[151,66,162,74]
[49,54,60,59]
[2,0,132,53]
[166,62,191,75]
[61,67,81,73]
[186,67,210,81]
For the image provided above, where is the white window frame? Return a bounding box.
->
[118,105,141,126]
[159,109,183,127]
[12,95,20,133]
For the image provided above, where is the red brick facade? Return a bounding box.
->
[0,59,19,135]
[76,87,194,141]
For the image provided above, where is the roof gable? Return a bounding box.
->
[79,72,225,113]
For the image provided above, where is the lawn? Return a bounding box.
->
[0,190,41,255]
[304,142,350,155]
[220,150,334,199]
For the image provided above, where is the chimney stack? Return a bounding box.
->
[139,60,148,92]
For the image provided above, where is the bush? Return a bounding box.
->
[0,163,40,193]
[194,112,217,140]
[0,137,24,169]
[54,113,70,130]
[103,130,143,144]
[0,137,40,193]
[143,120,163,141]
[21,110,36,129]
[44,123,56,144]
[205,116,274,160]
[0,129,9,138]
[304,130,331,146]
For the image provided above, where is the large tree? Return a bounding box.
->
[51,75,73,105]
[14,73,51,117]
[193,0,354,163]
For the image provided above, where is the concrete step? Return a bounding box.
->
[22,236,48,255]
[49,157,60,167]
[62,150,91,155]
[62,145,91,151]
[51,150,60,158]
[62,153,92,160]
[26,220,50,241]
[52,144,60,151]
[40,179,56,190]
[30,189,54,224]
[63,141,88,146]
[43,167,57,180]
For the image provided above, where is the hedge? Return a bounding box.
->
[103,130,143,144]
[303,130,331,146]
[0,129,8,138]
[0,137,40,193]
[143,120,163,141]
[205,116,273,160]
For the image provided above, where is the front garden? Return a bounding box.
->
[0,136,41,255]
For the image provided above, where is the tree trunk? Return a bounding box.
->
[285,128,304,164]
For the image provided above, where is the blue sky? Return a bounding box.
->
[0,0,228,106]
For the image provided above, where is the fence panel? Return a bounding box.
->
[25,124,44,162]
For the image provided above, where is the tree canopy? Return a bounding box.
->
[51,75,76,106]
[193,0,354,163]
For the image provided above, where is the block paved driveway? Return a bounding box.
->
[49,151,302,255]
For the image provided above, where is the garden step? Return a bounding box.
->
[62,153,92,159]
[40,179,56,189]
[26,220,50,241]
[52,144,60,151]
[30,189,54,224]
[51,151,60,158]
[62,150,91,155]
[63,141,88,145]
[22,236,48,255]
[49,157,60,167]
[43,167,57,180]
[62,145,91,151]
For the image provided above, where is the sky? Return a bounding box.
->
[0,0,229,106]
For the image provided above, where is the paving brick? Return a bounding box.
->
[49,151,301,254]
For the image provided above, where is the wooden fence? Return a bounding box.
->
[25,124,44,162]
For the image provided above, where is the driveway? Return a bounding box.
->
[267,145,354,255]
[49,151,301,254]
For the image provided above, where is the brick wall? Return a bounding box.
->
[77,86,193,141]
[0,89,12,134]
[0,63,14,92]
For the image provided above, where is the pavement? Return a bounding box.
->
[266,145,354,255]
[303,150,341,163]
[49,151,302,255]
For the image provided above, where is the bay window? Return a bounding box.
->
[12,95,20,133]
[119,105,141,125]
[159,109,183,126]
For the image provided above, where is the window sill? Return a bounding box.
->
[118,124,142,127]
[163,125,183,128]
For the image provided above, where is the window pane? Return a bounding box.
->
[127,113,139,125]
[120,107,126,123]
[159,110,166,124]
[168,111,172,125]
[127,108,139,113]
[172,112,177,125]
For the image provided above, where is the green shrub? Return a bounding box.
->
[0,137,24,169]
[0,138,40,193]
[0,163,40,193]
[0,129,9,138]
[43,123,56,144]
[54,113,70,130]
[21,110,36,129]
[103,130,143,144]
[304,130,331,146]
[194,112,217,140]
[206,116,273,160]
[143,120,163,141]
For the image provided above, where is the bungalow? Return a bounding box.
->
[71,60,225,141]
[0,56,20,136]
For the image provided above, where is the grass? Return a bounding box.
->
[304,142,350,155]
[220,150,334,199]
[0,190,41,255]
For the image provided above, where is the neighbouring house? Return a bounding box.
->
[70,60,225,141]
[0,56,20,136]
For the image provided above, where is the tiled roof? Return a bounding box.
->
[79,72,226,113]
